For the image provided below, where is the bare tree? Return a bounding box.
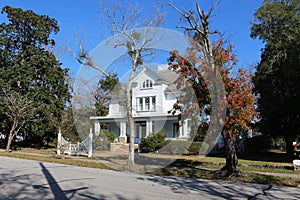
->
[1,89,39,152]
[68,36,110,78]
[71,76,101,141]
[69,0,164,168]
[169,1,220,71]
[169,1,257,177]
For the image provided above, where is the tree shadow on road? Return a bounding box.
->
[138,173,281,199]
[39,162,93,199]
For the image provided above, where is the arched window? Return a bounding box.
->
[142,79,153,89]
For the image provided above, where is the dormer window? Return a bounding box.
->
[142,79,153,89]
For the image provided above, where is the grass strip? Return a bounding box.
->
[0,151,112,170]
[150,167,300,187]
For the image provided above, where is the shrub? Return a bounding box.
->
[103,130,116,143]
[139,130,167,153]
[93,130,116,151]
[139,131,207,155]
[187,142,205,154]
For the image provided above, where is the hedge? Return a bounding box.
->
[139,130,168,153]
[140,136,208,155]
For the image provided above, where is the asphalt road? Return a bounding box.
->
[0,156,299,200]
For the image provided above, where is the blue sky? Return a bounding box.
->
[0,0,263,77]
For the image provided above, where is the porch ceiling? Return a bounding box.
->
[90,114,179,122]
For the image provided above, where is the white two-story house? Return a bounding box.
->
[90,65,191,144]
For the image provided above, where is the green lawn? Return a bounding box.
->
[1,148,300,187]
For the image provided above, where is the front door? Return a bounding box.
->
[173,123,179,138]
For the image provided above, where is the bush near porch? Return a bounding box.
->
[93,130,116,151]
[139,130,169,153]
[139,130,207,155]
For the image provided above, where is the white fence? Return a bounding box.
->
[57,129,93,157]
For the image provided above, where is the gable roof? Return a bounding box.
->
[132,67,179,85]
[157,69,179,84]
[106,66,181,99]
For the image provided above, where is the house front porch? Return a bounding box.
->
[90,114,190,152]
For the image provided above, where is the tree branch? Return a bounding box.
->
[67,35,110,77]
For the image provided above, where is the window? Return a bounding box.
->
[139,98,143,111]
[145,97,150,110]
[142,79,153,89]
[137,96,156,111]
[151,96,156,110]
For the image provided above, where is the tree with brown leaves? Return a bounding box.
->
[169,1,257,176]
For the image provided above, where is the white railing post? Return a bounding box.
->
[57,129,61,155]
[88,128,93,158]
[77,142,80,156]
[68,143,71,155]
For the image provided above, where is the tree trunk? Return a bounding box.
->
[221,135,240,177]
[5,129,15,152]
[284,116,296,162]
[127,53,138,169]
[284,135,294,162]
[127,111,135,168]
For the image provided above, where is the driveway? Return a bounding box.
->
[0,156,299,199]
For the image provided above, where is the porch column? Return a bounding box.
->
[180,119,189,138]
[94,120,100,136]
[119,122,127,144]
[179,120,183,137]
[146,120,152,137]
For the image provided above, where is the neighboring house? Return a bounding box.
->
[90,65,191,144]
